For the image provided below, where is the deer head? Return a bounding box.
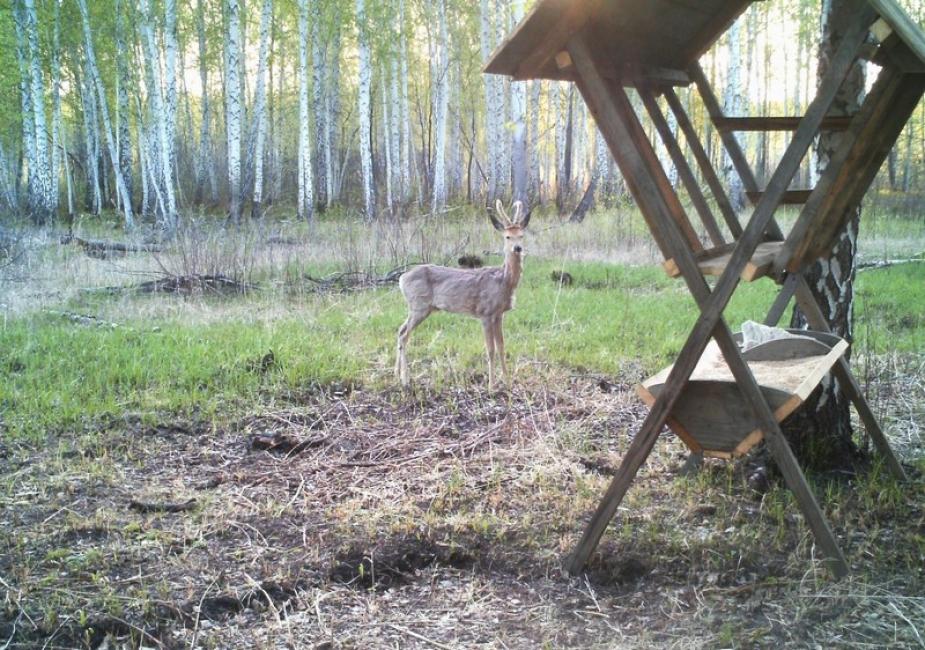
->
[489,200,531,257]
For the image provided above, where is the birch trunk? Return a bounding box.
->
[80,68,102,215]
[509,2,527,204]
[398,0,412,202]
[224,0,244,224]
[50,0,62,211]
[251,0,273,218]
[164,0,179,176]
[21,0,55,222]
[480,0,497,202]
[311,0,328,209]
[389,47,403,206]
[115,0,133,209]
[77,0,134,228]
[431,0,449,214]
[139,0,177,230]
[297,0,315,221]
[529,80,542,203]
[787,0,867,468]
[723,17,746,211]
[13,3,34,209]
[328,12,342,204]
[195,0,211,205]
[381,75,394,211]
[356,0,374,219]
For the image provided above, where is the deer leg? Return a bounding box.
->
[482,318,496,389]
[493,316,507,383]
[397,309,431,386]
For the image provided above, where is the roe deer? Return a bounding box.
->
[396,201,532,388]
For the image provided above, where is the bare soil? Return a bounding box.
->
[1,374,923,649]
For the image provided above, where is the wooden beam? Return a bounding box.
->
[868,0,925,69]
[663,88,744,239]
[713,116,854,132]
[746,190,813,205]
[638,86,726,247]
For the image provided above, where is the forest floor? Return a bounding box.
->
[1,206,924,648]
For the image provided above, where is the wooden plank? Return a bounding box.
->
[638,86,726,247]
[713,116,853,132]
[868,0,925,69]
[663,240,785,281]
[874,33,925,72]
[746,190,813,205]
[793,279,908,481]
[663,88,744,238]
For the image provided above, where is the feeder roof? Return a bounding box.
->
[483,0,754,84]
[484,0,925,85]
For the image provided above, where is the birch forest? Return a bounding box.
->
[1,0,924,230]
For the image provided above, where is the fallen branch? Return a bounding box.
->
[250,431,328,456]
[858,256,925,272]
[42,309,124,329]
[129,498,197,513]
[85,273,257,296]
[64,236,162,259]
[304,265,413,293]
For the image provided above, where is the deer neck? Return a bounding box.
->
[502,251,523,290]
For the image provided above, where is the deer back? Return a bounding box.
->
[399,264,513,318]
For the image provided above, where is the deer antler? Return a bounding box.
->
[495,199,512,226]
[511,201,524,224]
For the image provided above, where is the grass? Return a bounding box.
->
[1,204,923,439]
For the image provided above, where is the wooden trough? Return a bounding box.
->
[485,0,920,578]
[637,330,848,459]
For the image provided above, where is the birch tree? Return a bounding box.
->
[723,17,746,211]
[509,2,527,204]
[297,0,315,221]
[224,0,244,224]
[431,0,449,213]
[311,0,328,208]
[17,0,55,222]
[194,0,213,205]
[251,0,273,218]
[139,0,177,230]
[787,0,867,467]
[480,0,498,202]
[356,0,374,219]
[77,0,134,228]
[115,0,133,209]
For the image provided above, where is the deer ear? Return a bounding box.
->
[488,209,505,231]
[519,208,532,229]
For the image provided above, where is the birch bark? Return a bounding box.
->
[251,0,273,218]
[76,0,134,228]
[356,0,375,219]
[431,0,449,213]
[298,0,315,221]
[224,0,244,224]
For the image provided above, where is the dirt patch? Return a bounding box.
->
[2,374,924,649]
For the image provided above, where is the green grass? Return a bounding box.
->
[2,248,923,439]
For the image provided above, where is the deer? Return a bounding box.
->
[396,201,532,389]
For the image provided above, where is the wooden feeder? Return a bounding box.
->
[485,0,920,578]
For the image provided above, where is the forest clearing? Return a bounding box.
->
[3,0,925,647]
[1,207,924,648]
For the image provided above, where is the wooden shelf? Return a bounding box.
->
[637,331,848,458]
[663,240,784,282]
